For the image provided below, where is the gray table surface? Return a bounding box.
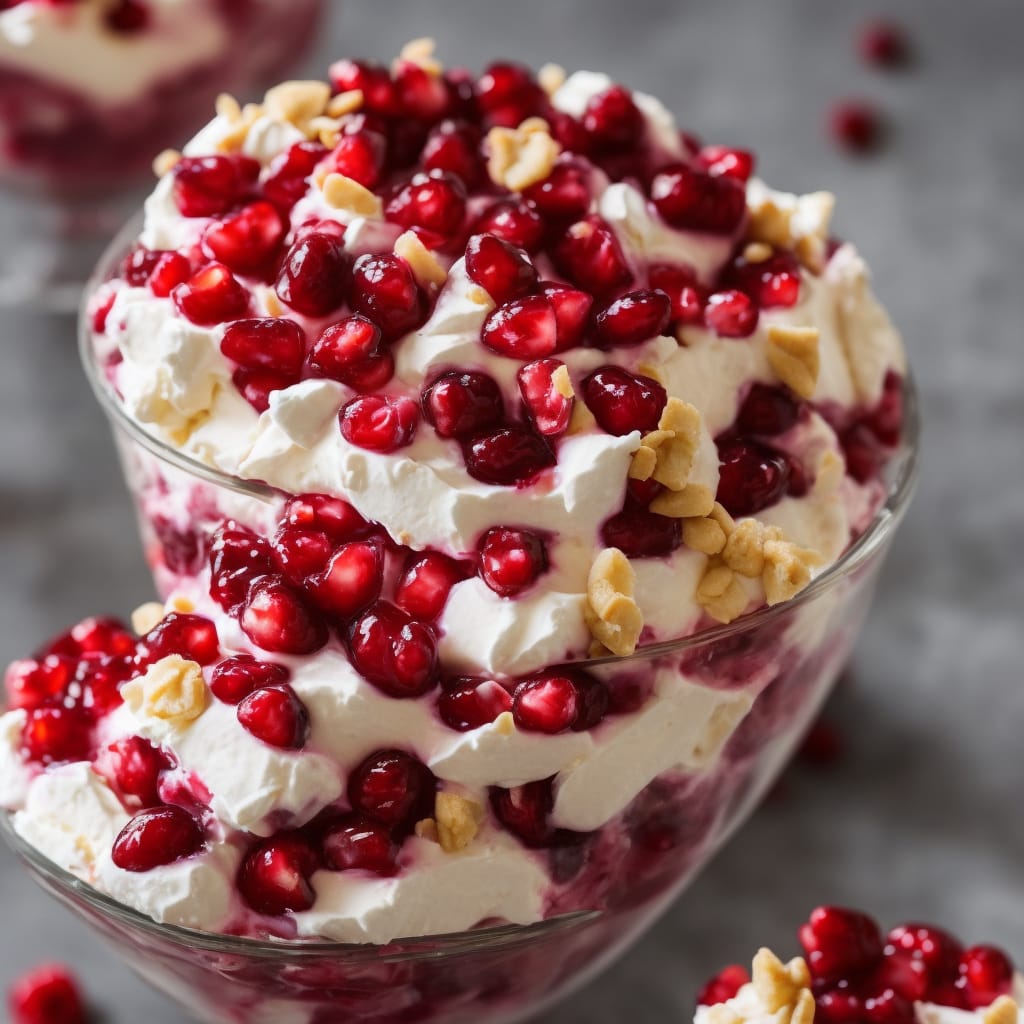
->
[2,1,1023,1020]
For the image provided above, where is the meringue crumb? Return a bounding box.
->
[652,398,702,491]
[696,561,748,624]
[414,818,438,843]
[395,230,448,290]
[130,602,166,636]
[585,548,643,657]
[747,190,835,273]
[214,102,263,153]
[307,115,341,149]
[708,501,737,535]
[752,948,803,1014]
[790,989,816,1024]
[326,88,365,119]
[551,364,575,400]
[814,449,844,497]
[538,62,567,95]
[649,482,716,519]
[122,655,208,726]
[397,37,443,76]
[264,80,331,126]
[742,242,773,263]
[152,149,181,177]
[682,516,728,556]
[767,325,820,399]
[762,539,823,605]
[215,92,242,121]
[487,119,560,192]
[983,996,1019,1024]
[494,711,515,736]
[466,285,492,307]
[628,444,658,482]
[722,519,784,578]
[168,595,196,613]
[321,172,383,217]
[435,792,483,853]
[568,399,597,435]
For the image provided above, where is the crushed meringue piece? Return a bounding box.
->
[326,88,365,118]
[722,519,784,578]
[396,37,443,77]
[539,63,567,95]
[321,173,383,217]
[742,241,773,263]
[122,655,208,726]
[434,792,483,853]
[131,602,166,636]
[746,185,835,272]
[696,561,749,624]
[762,539,823,606]
[983,996,1020,1024]
[682,516,729,556]
[394,231,448,290]
[152,148,181,177]
[263,80,331,127]
[585,548,643,656]
[551,364,575,400]
[767,325,821,399]
[629,443,658,481]
[215,92,242,121]
[649,482,716,519]
[487,119,561,191]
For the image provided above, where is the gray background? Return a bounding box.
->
[2,1,1023,1020]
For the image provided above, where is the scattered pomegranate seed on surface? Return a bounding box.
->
[239,575,327,655]
[210,655,290,705]
[324,128,386,189]
[513,670,608,733]
[465,233,537,304]
[471,196,545,252]
[173,263,249,326]
[147,251,191,298]
[275,232,351,317]
[329,59,399,116]
[959,945,1015,1009]
[540,281,593,350]
[263,141,327,211]
[171,154,259,218]
[595,289,672,348]
[799,906,885,985]
[828,100,883,153]
[237,685,310,750]
[518,358,574,437]
[650,163,746,234]
[339,394,420,453]
[284,493,368,542]
[478,527,548,597]
[523,161,592,223]
[348,253,424,340]
[208,523,276,613]
[858,20,910,68]
[476,61,547,128]
[99,735,170,809]
[583,85,644,150]
[138,611,220,666]
[736,383,801,437]
[583,366,667,436]
[238,834,318,915]
[715,438,791,516]
[601,508,681,558]
[395,551,468,620]
[348,601,439,698]
[111,806,205,872]
[695,145,755,182]
[8,964,86,1024]
[422,370,505,440]
[696,964,750,1007]
[648,263,707,326]
[322,816,398,875]
[221,318,305,379]
[726,251,802,309]
[307,540,385,620]
[202,201,286,276]
[438,677,513,731]
[704,289,758,338]
[386,170,467,239]
[21,706,92,765]
[4,657,73,712]
[489,779,556,847]
[422,120,484,187]
[481,294,559,359]
[347,749,435,831]
[551,215,633,296]
[271,526,334,586]
[462,427,555,486]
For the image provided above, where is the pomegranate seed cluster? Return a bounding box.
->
[696,907,1021,1024]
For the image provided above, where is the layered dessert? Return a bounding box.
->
[697,906,1022,1024]
[0,0,324,193]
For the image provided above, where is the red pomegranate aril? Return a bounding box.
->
[523,162,592,222]
[395,552,467,620]
[73,616,135,656]
[386,170,467,238]
[540,281,593,350]
[238,835,317,915]
[202,201,286,276]
[705,289,758,337]
[329,60,398,116]
[90,292,115,333]
[322,816,397,875]
[308,540,384,620]
[518,358,574,437]
[173,263,249,326]
[101,736,168,809]
[221,318,305,377]
[394,60,451,119]
[348,749,435,831]
[309,315,390,390]
[8,964,86,1024]
[476,61,546,126]
[465,233,537,304]
[817,990,864,1023]
[583,85,644,149]
[737,383,801,437]
[208,524,275,613]
[595,289,672,348]
[862,990,914,1024]
[422,370,504,440]
[959,946,1015,1009]
[583,366,667,436]
[240,576,327,655]
[716,438,791,516]
[866,948,930,1003]
[478,527,548,597]
[859,20,910,68]
[22,706,92,765]
[422,120,484,187]
[866,371,904,447]
[551,216,633,297]
[233,368,292,413]
[238,685,309,750]
[481,295,558,359]
[829,101,883,153]
[349,253,424,340]
[349,601,438,698]
[548,110,591,154]
[728,251,802,309]
[271,526,334,586]
[339,394,419,452]
[122,247,163,285]
[139,612,220,666]
[148,251,191,297]
[172,154,259,218]
[648,263,706,326]
[462,427,555,486]
[284,494,367,542]
[472,197,545,253]
[798,905,885,985]
[4,656,72,711]
[886,922,963,983]
[695,145,756,182]
[601,508,681,557]
[650,163,746,234]
[275,233,350,317]
[263,140,328,211]
[111,806,204,872]
[513,669,609,734]
[438,678,513,731]
[696,964,750,1007]
[841,422,884,484]
[210,655,289,705]
[324,128,386,189]
[489,779,554,847]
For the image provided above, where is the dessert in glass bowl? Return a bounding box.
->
[697,906,1022,1024]
[3,41,917,1023]
[0,0,326,307]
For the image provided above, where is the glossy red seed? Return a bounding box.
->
[862,990,915,1024]
[284,494,368,542]
[716,438,791,516]
[173,263,249,326]
[886,922,964,983]
[22,706,92,764]
[90,292,115,333]
[348,749,435,830]
[349,253,424,340]
[122,247,163,286]
[438,678,513,731]
[583,85,644,149]
[349,601,438,698]
[523,162,592,222]
[171,154,259,218]
[841,422,884,484]
[650,164,746,234]
[210,655,290,705]
[829,101,883,153]
[737,383,801,436]
[422,370,504,440]
[551,216,632,296]
[307,540,384,620]
[324,128,386,189]
[858,20,910,68]
[4,656,73,711]
[238,834,318,915]
[386,171,466,238]
[394,60,451,119]
[232,368,291,413]
[329,60,398,115]
[595,289,672,348]
[322,816,397,875]
[865,371,905,447]
[540,281,593,350]
[139,612,220,666]
[70,616,135,656]
[476,62,546,127]
[728,251,802,309]
[695,145,756,182]
[395,552,467,620]
[866,948,930,1003]
[798,905,885,985]
[648,263,706,326]
[237,685,309,749]
[339,394,419,452]
[472,197,546,253]
[959,946,1015,1009]
[465,233,537,304]
[8,964,86,1024]
[202,201,286,276]
[518,358,574,437]
[263,140,328,211]
[601,508,681,558]
[696,965,751,1007]
[478,527,548,597]
[513,669,609,734]
[221,318,305,377]
[112,806,204,872]
[271,526,333,586]
[275,233,351,317]
[704,289,758,337]
[462,427,554,486]
[148,251,191,297]
[583,366,667,436]
[422,120,484,187]
[101,736,169,809]
[240,576,327,655]
[489,779,554,847]
[481,295,558,359]
[208,524,275,613]
[309,315,394,392]
[817,989,864,1023]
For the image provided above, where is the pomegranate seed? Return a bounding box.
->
[148,252,191,297]
[886,923,964,984]
[462,427,555,486]
[322,816,397,875]
[284,494,368,542]
[233,368,293,413]
[138,612,220,666]
[841,422,884,484]
[238,834,317,915]
[272,526,334,585]
[171,154,259,218]
[100,736,169,809]
[799,906,885,985]
[737,384,801,437]
[727,251,802,309]
[75,654,131,716]
[422,370,504,440]
[263,141,327,211]
[122,247,163,285]
[275,233,351,317]
[696,964,750,1006]
[862,990,914,1024]
[858,20,910,68]
[518,358,574,437]
[210,655,289,705]
[540,281,593,350]
[595,289,672,348]
[105,0,148,33]
[173,263,248,326]
[386,170,466,238]
[865,371,905,447]
[8,964,86,1024]
[221,318,305,378]
[21,706,91,764]
[348,601,438,698]
[817,990,864,1023]
[4,656,73,711]
[695,145,756,182]
[716,438,791,516]
[650,164,746,234]
[339,394,419,452]
[489,779,554,847]
[309,315,395,392]
[648,263,706,326]
[704,289,758,337]
[395,552,467,620]
[329,60,398,116]
[829,101,883,153]
[438,677,513,731]
[583,85,644,150]
[959,946,1015,1009]
[202,201,286,276]
[601,508,681,558]
[422,120,484,187]
[478,527,548,597]
[112,806,204,872]
[551,216,632,297]
[347,749,435,831]
[70,616,135,656]
[481,295,558,359]
[465,233,537,304]
[324,128,386,189]
[394,60,451,119]
[476,62,546,127]
[523,162,592,223]
[307,540,384,620]
[90,292,115,333]
[513,669,609,733]
[240,575,327,655]
[208,525,275,613]
[349,253,424,340]
[237,685,309,750]
[865,948,930,1003]
[583,366,667,436]
[472,197,545,253]
[548,110,591,153]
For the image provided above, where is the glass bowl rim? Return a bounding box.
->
[78,215,920,668]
